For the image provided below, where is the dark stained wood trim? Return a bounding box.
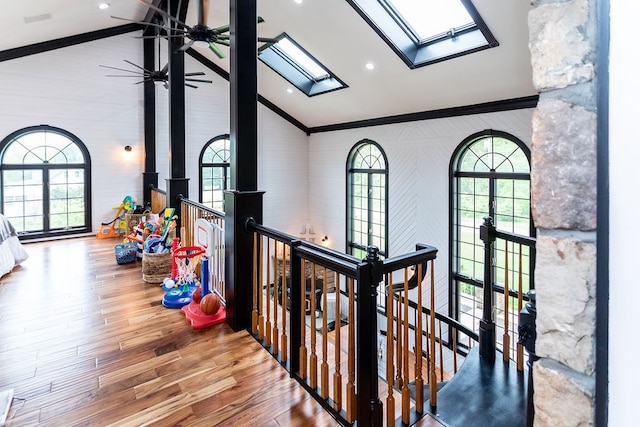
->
[0,24,143,62]
[307,95,539,134]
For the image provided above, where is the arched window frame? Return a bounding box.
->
[448,129,535,328]
[346,139,389,258]
[199,134,230,212]
[0,124,92,239]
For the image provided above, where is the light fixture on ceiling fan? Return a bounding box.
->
[99,35,212,89]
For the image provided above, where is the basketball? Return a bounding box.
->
[191,287,202,303]
[200,293,221,315]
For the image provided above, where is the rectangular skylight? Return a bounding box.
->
[259,33,346,97]
[273,38,330,81]
[347,0,498,69]
[385,0,474,42]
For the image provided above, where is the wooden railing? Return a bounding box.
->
[177,196,225,247]
[149,186,166,215]
[246,219,460,425]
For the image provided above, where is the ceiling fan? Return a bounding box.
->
[113,0,274,59]
[99,36,212,88]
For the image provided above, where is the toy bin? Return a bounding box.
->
[115,243,137,264]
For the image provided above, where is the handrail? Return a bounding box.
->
[178,195,226,219]
[246,218,443,426]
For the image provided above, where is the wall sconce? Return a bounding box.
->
[124,145,133,152]
[321,236,329,247]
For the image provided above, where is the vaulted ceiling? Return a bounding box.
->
[0,0,536,130]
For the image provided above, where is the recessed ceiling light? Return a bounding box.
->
[286,88,293,94]
[294,0,303,4]
[365,62,375,70]
[98,3,110,10]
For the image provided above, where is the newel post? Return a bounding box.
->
[479,216,496,363]
[356,246,383,426]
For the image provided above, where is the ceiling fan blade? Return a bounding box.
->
[136,0,191,30]
[185,71,206,76]
[214,39,230,47]
[211,24,230,35]
[104,74,144,78]
[111,15,173,33]
[209,43,225,59]
[186,83,198,89]
[185,78,213,83]
[258,16,265,24]
[99,64,144,74]
[161,63,169,74]
[124,59,152,74]
[177,40,196,52]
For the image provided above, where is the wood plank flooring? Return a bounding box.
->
[0,237,340,426]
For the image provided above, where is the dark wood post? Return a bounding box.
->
[479,216,496,363]
[356,246,383,426]
[142,33,158,206]
[225,0,263,331]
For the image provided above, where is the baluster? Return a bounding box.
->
[299,259,309,378]
[265,239,272,347]
[453,327,458,373]
[258,235,264,340]
[252,232,258,335]
[429,260,437,410]
[346,277,356,423]
[503,240,511,362]
[439,320,444,382]
[402,267,410,424]
[280,242,288,362]
[395,288,403,389]
[386,272,395,426]
[321,267,329,399]
[333,274,343,411]
[310,263,318,389]
[272,242,282,355]
[415,263,424,412]
[517,244,525,371]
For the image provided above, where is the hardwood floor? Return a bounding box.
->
[0,237,340,426]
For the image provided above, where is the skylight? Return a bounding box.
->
[347,0,498,68]
[258,33,346,97]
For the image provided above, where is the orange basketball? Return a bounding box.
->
[191,287,202,303]
[200,293,221,315]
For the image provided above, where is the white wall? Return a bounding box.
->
[0,33,145,228]
[308,109,534,309]
[0,33,309,234]
[609,1,638,424]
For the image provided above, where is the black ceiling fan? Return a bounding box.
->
[99,36,212,88]
[113,0,273,59]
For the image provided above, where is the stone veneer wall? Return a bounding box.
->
[528,0,598,425]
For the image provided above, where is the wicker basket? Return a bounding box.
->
[142,251,172,283]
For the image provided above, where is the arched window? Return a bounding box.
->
[449,130,534,331]
[199,135,230,212]
[347,139,388,258]
[0,125,92,239]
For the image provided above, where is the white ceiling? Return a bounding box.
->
[1,0,536,129]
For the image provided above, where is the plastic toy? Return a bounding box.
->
[97,196,135,239]
[181,219,226,329]
[161,245,204,309]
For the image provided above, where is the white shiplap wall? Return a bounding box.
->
[307,109,534,312]
[0,33,145,229]
[0,33,309,233]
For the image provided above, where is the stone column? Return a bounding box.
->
[528,0,598,425]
